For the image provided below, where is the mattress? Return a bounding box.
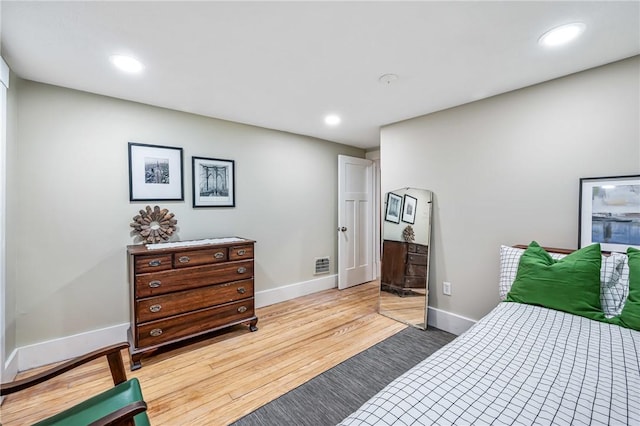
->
[339,302,640,425]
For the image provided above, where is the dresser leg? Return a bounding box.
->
[130,356,142,371]
[249,317,258,332]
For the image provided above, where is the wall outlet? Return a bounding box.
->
[443,281,452,296]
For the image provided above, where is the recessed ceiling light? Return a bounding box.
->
[538,22,586,47]
[109,54,144,73]
[325,114,341,126]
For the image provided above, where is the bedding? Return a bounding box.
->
[499,245,629,318]
[505,242,604,321]
[339,302,640,425]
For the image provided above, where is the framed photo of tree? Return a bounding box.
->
[385,192,402,223]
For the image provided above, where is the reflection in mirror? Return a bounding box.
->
[379,188,433,330]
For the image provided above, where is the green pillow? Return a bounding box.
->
[617,247,640,330]
[505,241,606,322]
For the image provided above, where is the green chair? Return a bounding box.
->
[1,342,149,426]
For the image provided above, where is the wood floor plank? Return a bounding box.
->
[0,281,406,425]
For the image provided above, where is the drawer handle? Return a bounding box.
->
[237,267,247,274]
[178,256,190,263]
[148,259,162,267]
[237,287,246,294]
[214,252,224,259]
[149,328,163,337]
[237,249,246,256]
[237,306,248,313]
[149,304,162,313]
[148,280,161,288]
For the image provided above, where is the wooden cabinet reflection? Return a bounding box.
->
[381,240,428,296]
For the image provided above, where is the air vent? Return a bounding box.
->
[314,257,330,275]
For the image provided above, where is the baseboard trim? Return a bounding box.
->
[3,347,18,381]
[255,274,337,308]
[17,323,129,371]
[12,277,338,371]
[427,306,476,336]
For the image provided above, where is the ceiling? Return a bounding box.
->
[2,1,639,149]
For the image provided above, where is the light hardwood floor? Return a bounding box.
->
[0,281,407,425]
[379,288,427,326]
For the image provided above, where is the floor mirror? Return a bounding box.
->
[379,187,433,329]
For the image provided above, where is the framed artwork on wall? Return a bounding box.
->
[579,174,640,252]
[401,194,417,224]
[385,192,402,223]
[128,142,184,201]
[192,156,235,207]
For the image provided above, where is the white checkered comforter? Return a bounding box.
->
[339,302,640,425]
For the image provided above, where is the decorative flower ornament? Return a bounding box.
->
[402,225,415,243]
[130,205,177,244]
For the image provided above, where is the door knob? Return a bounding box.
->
[338,227,347,232]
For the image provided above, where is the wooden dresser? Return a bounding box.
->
[127,237,257,369]
[381,240,428,296]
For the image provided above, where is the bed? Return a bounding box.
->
[339,243,640,425]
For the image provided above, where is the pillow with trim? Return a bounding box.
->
[600,252,629,318]
[505,241,606,322]
[617,247,640,330]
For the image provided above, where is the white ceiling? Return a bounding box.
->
[2,1,639,149]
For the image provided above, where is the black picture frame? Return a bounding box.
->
[579,174,640,252]
[401,194,418,224]
[128,142,184,201]
[385,192,402,223]
[192,156,236,207]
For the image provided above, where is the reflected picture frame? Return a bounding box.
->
[192,156,235,207]
[579,174,640,252]
[385,192,402,224]
[128,142,184,201]
[402,194,417,224]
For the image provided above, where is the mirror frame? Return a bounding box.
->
[378,187,433,330]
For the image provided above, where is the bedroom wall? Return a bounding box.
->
[9,78,364,352]
[381,56,640,324]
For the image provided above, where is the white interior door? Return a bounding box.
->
[338,155,374,289]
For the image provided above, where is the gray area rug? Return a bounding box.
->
[230,326,456,426]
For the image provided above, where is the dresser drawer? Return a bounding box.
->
[408,243,428,255]
[135,260,254,298]
[173,248,228,268]
[405,263,427,277]
[404,276,426,288]
[136,299,255,347]
[135,254,173,273]
[407,253,427,266]
[136,279,254,323]
[229,244,254,260]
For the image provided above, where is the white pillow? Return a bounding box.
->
[600,252,629,318]
[499,245,630,318]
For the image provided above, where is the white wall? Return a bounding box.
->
[9,78,364,354]
[381,56,640,322]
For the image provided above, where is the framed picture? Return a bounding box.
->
[579,175,640,252]
[128,142,184,201]
[192,156,235,207]
[402,194,418,224]
[385,192,402,223]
